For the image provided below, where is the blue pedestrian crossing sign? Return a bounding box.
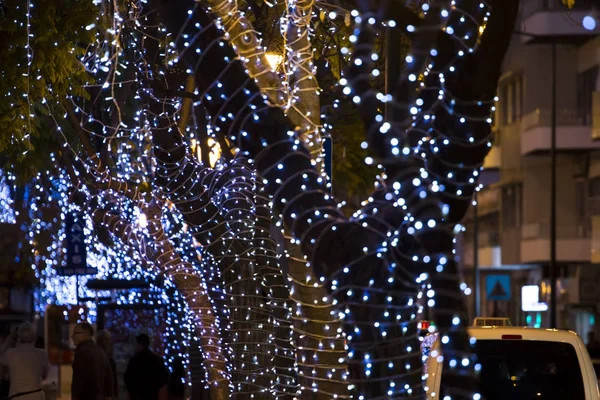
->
[486,274,511,301]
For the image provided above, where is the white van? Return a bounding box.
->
[424,324,600,399]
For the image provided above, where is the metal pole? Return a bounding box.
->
[474,191,481,317]
[550,40,558,329]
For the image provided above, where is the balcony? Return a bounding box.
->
[521,222,591,263]
[520,108,600,155]
[519,0,599,42]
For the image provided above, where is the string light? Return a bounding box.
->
[1,0,516,398]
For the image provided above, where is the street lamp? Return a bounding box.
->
[513,30,558,328]
[265,52,284,71]
[474,191,480,318]
[583,15,596,31]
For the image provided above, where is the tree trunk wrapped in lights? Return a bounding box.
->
[149,0,519,398]
[343,1,482,396]
[283,0,322,157]
[283,236,350,399]
[344,1,519,398]
[151,127,271,397]
[91,204,230,400]
[196,0,290,112]
[151,1,424,397]
[150,119,303,397]
[253,184,300,399]
[209,159,277,397]
[415,1,518,396]
[150,91,346,398]
[283,2,349,392]
[196,0,317,136]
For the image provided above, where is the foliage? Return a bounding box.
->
[328,99,378,208]
[0,0,98,178]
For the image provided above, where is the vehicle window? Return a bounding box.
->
[441,340,585,400]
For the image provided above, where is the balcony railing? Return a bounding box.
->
[522,222,591,240]
[520,0,595,18]
[522,108,589,132]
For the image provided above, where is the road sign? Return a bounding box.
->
[486,274,511,301]
[58,213,96,276]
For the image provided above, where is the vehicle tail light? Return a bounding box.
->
[501,335,523,340]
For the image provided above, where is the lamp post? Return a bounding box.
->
[474,191,480,318]
[550,40,557,329]
[513,31,558,328]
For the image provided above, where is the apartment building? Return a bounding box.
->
[460,0,600,337]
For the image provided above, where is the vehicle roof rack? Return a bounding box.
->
[472,317,512,327]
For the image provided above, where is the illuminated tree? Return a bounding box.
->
[150,0,518,398]
[0,0,98,179]
[0,0,520,399]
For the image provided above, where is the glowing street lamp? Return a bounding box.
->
[265,52,284,71]
[583,15,597,31]
[191,138,222,168]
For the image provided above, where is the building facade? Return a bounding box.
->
[460,0,600,339]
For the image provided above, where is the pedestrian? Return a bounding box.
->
[124,334,168,400]
[71,322,114,400]
[96,330,118,398]
[0,322,49,400]
[167,357,185,400]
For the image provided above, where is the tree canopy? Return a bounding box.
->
[0,0,99,179]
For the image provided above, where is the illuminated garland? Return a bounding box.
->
[199,0,290,110]
[2,0,520,398]
[153,2,422,397]
[151,119,297,397]
[341,2,487,398]
[283,231,350,398]
[27,166,193,381]
[150,0,519,398]
[283,0,323,158]
[0,170,16,224]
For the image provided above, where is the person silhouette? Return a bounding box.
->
[0,322,49,400]
[124,334,168,400]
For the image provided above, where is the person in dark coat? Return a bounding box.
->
[71,322,114,400]
[97,330,119,397]
[124,334,168,400]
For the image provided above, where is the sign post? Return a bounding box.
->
[486,274,511,301]
[59,213,96,276]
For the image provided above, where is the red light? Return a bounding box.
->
[420,321,431,330]
[501,335,522,340]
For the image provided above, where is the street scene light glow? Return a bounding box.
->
[2,0,600,399]
[583,15,596,31]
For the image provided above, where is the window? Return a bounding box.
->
[577,65,599,126]
[440,340,585,400]
[501,75,523,125]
